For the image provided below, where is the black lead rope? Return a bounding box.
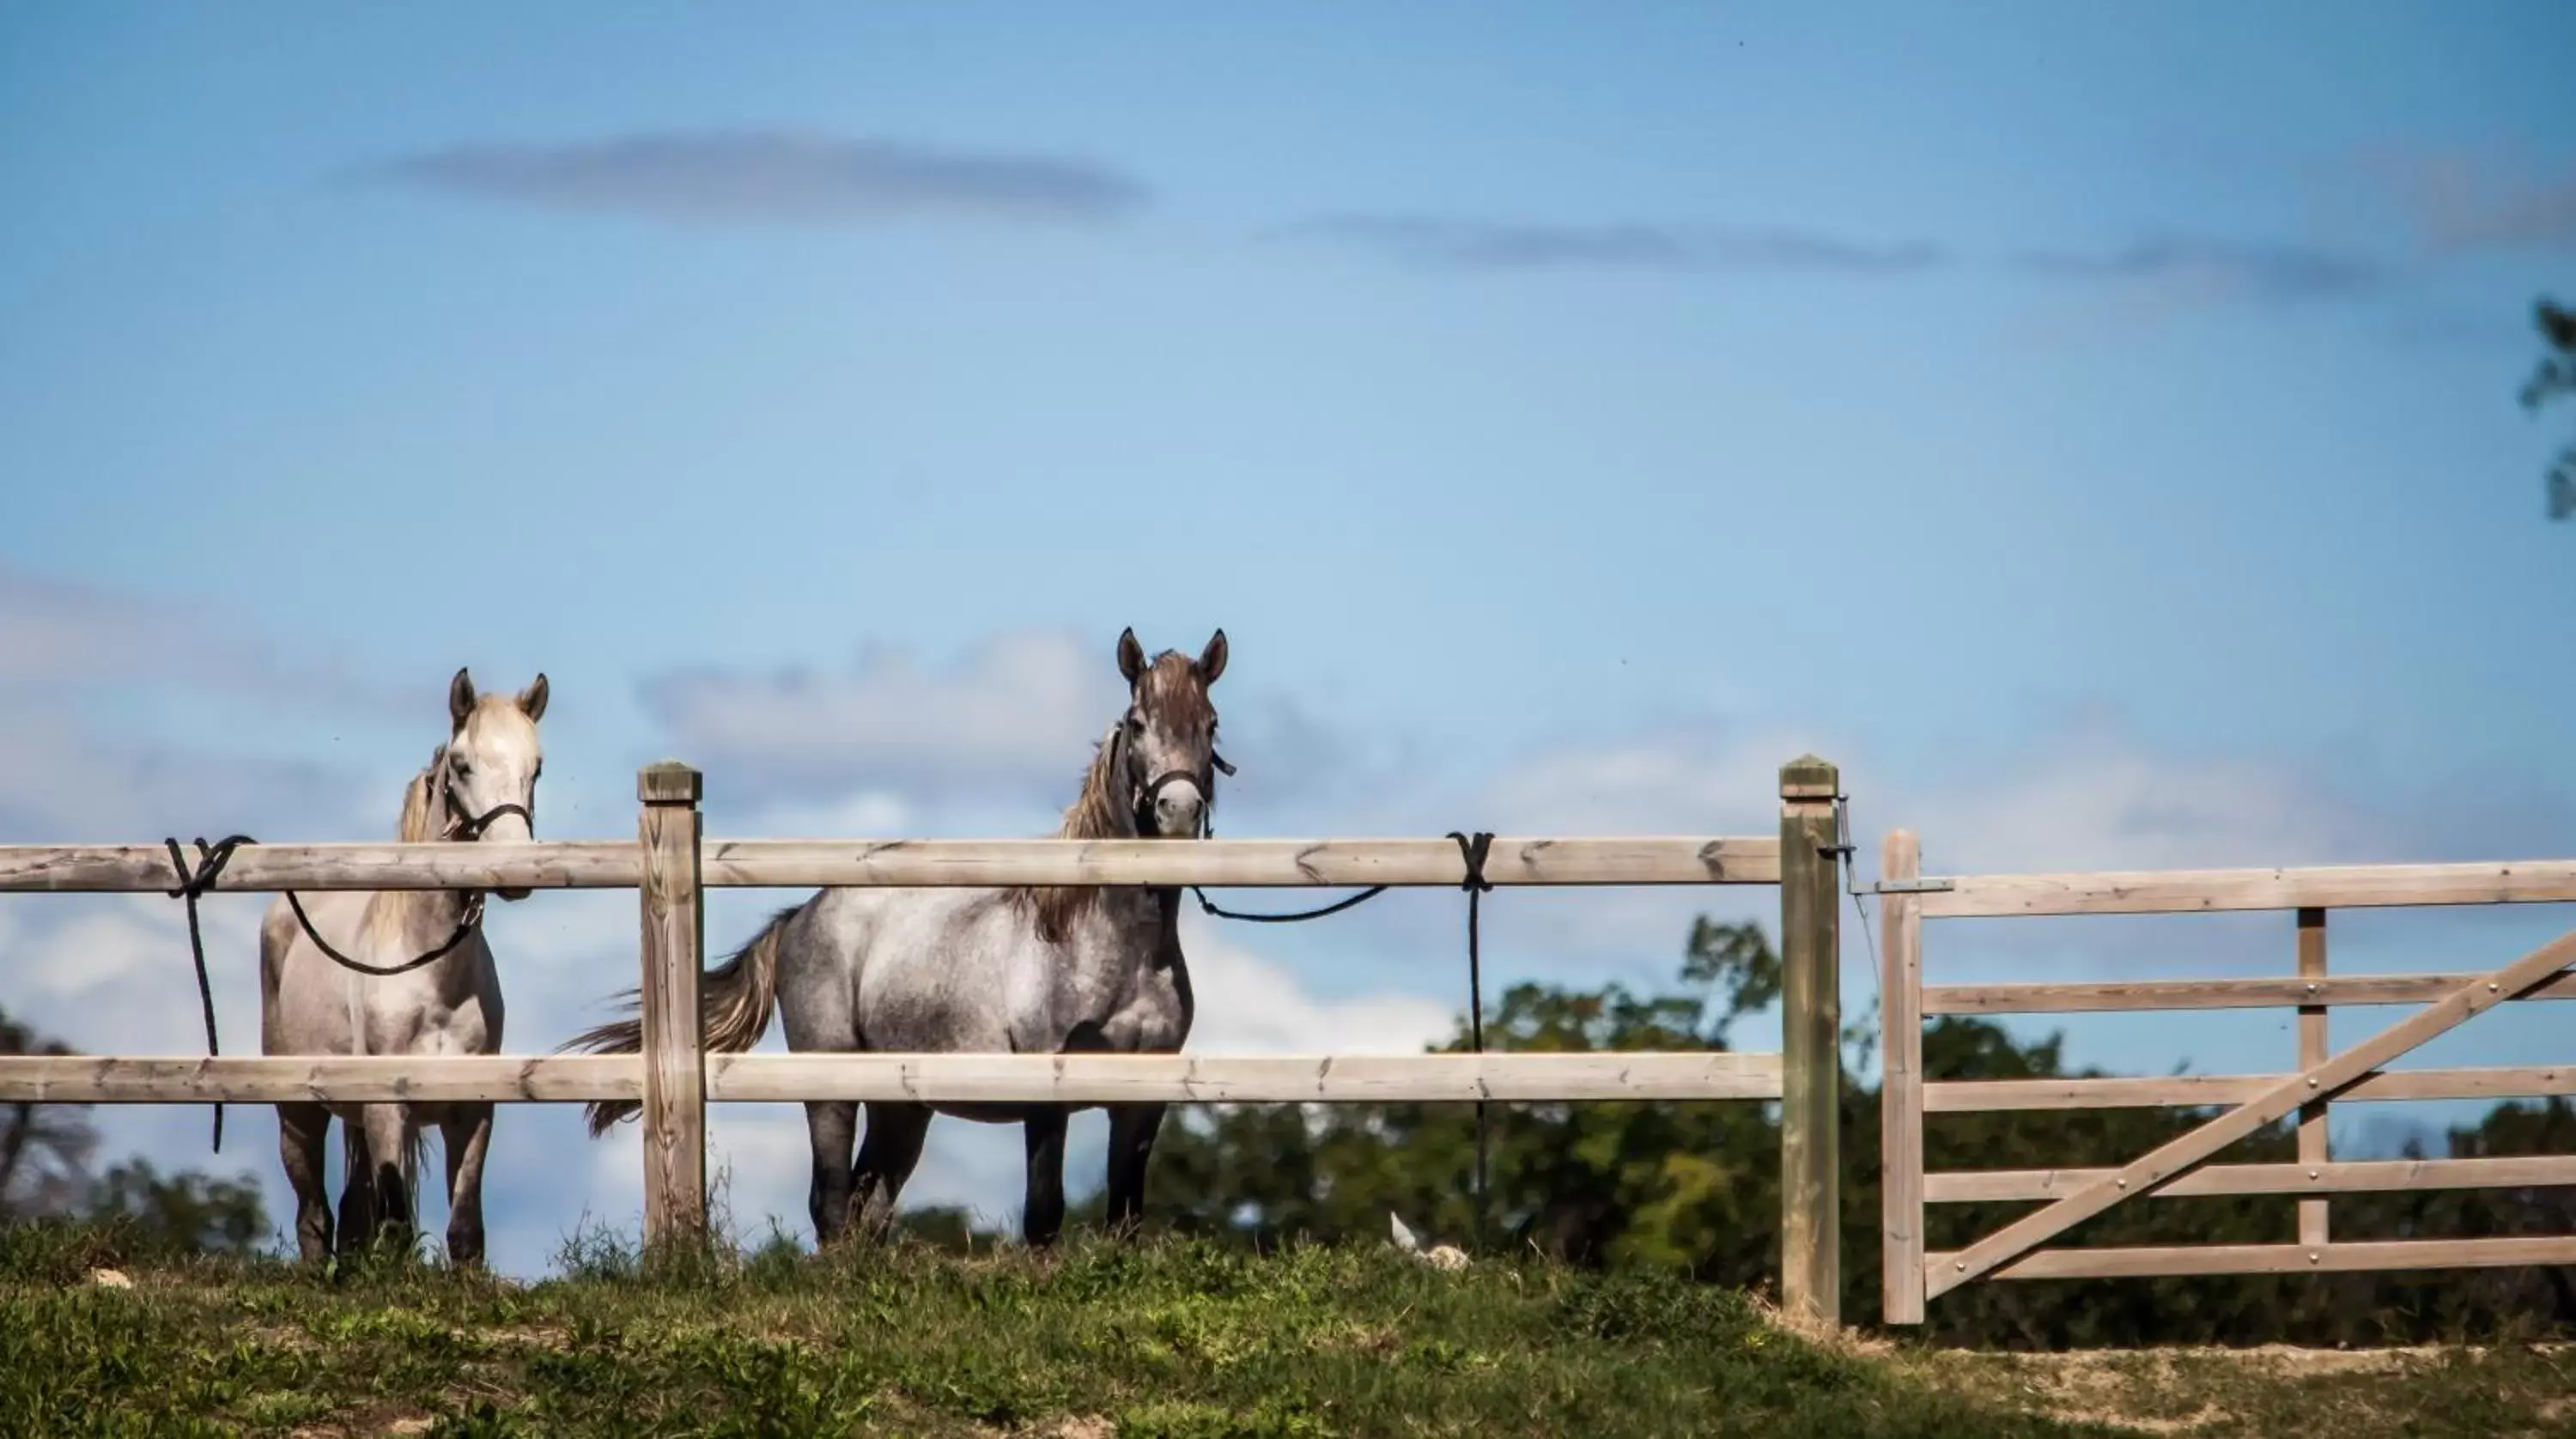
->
[1188,885,1389,923]
[1181,755,1394,924]
[280,890,486,980]
[1182,823,1503,1247]
[164,835,253,1154]
[158,814,503,1155]
[1448,829,1496,1248]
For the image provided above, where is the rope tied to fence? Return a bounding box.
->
[155,824,502,1154]
[1184,827,1503,1249]
[1448,829,1497,1247]
[163,835,252,1153]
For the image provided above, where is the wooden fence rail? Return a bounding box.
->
[0,838,1779,895]
[0,1052,1785,1108]
[1881,826,2576,1324]
[0,756,1844,1323]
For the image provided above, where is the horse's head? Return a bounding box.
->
[1111,628,1229,840]
[434,666,550,900]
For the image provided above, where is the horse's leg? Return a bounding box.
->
[277,1102,335,1264]
[438,1103,494,1270]
[851,1102,933,1240]
[1021,1106,1070,1248]
[803,1101,860,1246]
[1104,1102,1169,1238]
[335,1120,374,1261]
[359,1101,415,1253]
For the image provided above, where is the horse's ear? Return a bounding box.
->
[448,668,476,731]
[1116,628,1146,686]
[518,673,550,722]
[1199,629,1227,685]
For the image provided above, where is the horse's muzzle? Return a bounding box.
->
[1140,768,1209,840]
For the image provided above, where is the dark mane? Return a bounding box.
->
[1013,731,1128,944]
[1012,649,1213,944]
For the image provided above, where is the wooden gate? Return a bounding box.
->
[1877,834,2576,1322]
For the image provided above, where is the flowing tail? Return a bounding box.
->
[563,905,799,1137]
[340,1120,428,1242]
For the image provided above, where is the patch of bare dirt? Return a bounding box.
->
[1921,1342,2575,1436]
[1971,1352,2232,1435]
[1744,1293,1895,1358]
[288,1408,436,1438]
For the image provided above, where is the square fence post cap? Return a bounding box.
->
[638,762,703,805]
[1779,755,1839,799]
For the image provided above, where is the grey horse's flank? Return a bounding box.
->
[259,667,547,1267]
[572,627,1226,1248]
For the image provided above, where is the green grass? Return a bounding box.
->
[0,1223,2564,1438]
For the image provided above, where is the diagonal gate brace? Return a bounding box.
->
[1926,924,2576,1300]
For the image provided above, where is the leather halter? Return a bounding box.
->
[1133,753,1235,840]
[435,759,534,841]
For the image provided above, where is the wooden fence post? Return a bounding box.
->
[1880,829,1926,1324]
[637,761,707,1250]
[1779,755,1842,1327]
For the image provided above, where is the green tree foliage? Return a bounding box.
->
[2525,296,2576,518]
[0,1005,271,1257]
[1103,921,2576,1347]
[82,1160,270,1256]
[0,1010,91,1220]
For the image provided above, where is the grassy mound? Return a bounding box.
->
[0,1223,2563,1436]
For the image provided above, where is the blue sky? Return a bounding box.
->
[4,4,2575,1274]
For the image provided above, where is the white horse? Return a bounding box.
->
[574,628,1224,1248]
[260,668,546,1266]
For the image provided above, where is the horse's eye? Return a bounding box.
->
[451,761,472,779]
[1125,714,1145,735]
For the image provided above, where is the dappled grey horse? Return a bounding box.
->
[261,668,547,1266]
[575,628,1225,1247]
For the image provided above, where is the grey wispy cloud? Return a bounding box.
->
[1277,213,1948,276]
[361,131,1150,227]
[2007,236,2388,306]
[0,562,398,712]
[2360,149,2576,256]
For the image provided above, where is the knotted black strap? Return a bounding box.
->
[1447,829,1496,1244]
[164,835,252,1153]
[157,826,494,1156]
[1182,826,1504,1248]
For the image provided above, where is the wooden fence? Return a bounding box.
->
[1877,832,2576,1323]
[0,756,1850,1322]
